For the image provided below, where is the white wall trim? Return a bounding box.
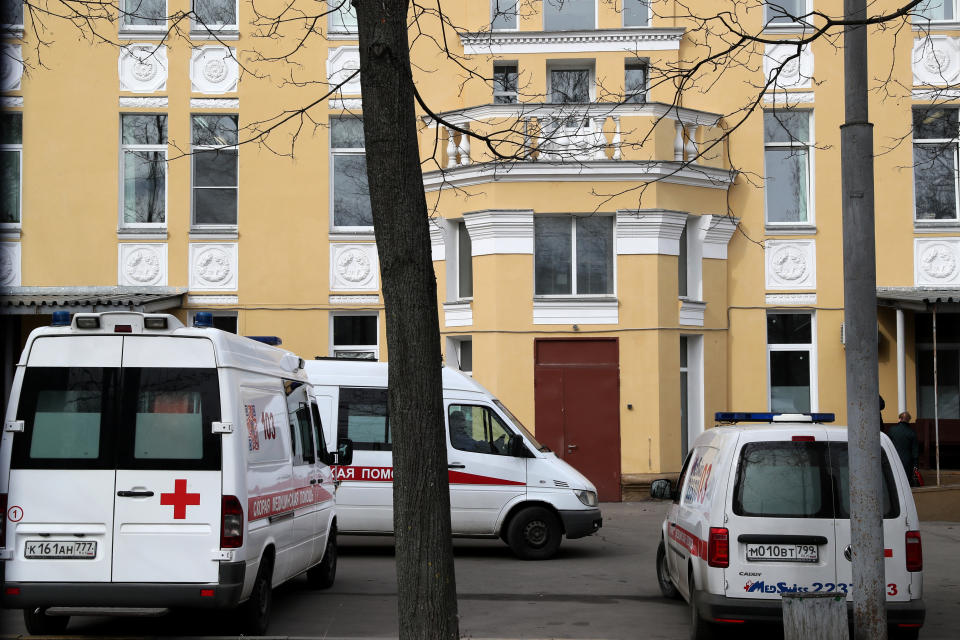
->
[463,210,534,256]
[443,300,473,327]
[0,242,21,286]
[186,294,238,305]
[766,293,817,305]
[701,214,739,259]
[460,28,685,55]
[532,299,619,325]
[765,239,816,290]
[679,300,706,327]
[429,218,447,262]
[915,237,960,285]
[615,210,688,256]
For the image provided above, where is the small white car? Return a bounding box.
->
[1,312,350,635]
[650,412,925,639]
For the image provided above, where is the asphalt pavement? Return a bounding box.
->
[1,501,958,639]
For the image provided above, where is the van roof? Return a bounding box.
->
[21,312,308,381]
[303,359,488,394]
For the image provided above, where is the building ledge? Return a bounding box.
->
[460,27,684,55]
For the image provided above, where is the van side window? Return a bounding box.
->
[674,450,695,504]
[448,404,514,455]
[338,387,390,451]
[311,402,331,465]
[286,382,315,465]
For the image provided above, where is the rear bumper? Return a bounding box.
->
[558,508,603,539]
[1,562,245,610]
[696,591,926,628]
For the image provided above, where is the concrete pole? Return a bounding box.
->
[841,1,887,638]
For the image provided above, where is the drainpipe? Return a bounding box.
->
[897,308,906,415]
[934,304,941,487]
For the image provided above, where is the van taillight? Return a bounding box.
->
[221,496,244,549]
[708,527,729,568]
[0,493,6,546]
[905,531,922,572]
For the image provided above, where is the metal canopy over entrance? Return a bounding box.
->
[0,287,186,315]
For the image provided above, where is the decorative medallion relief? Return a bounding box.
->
[913,36,960,86]
[765,239,816,290]
[915,238,960,286]
[118,243,167,287]
[189,243,238,291]
[331,243,379,291]
[119,44,168,93]
[763,43,813,89]
[0,242,21,286]
[190,46,239,94]
[1,44,23,92]
[327,46,361,95]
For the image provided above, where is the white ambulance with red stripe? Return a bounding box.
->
[649,412,925,640]
[304,359,603,560]
[0,311,350,635]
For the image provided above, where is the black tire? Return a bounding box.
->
[657,540,680,599]
[688,573,716,640]
[307,526,338,589]
[240,556,273,636]
[23,607,69,635]
[506,506,562,560]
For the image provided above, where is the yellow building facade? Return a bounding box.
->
[2,1,958,499]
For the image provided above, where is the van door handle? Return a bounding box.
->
[567,444,579,453]
[117,490,154,498]
[448,463,466,469]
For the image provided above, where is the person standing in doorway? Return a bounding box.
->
[889,411,920,487]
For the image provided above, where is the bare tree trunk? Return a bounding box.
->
[355,1,459,639]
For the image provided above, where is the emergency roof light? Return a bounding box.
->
[75,316,100,330]
[194,312,214,328]
[246,336,283,346]
[143,316,168,330]
[715,412,835,424]
[51,311,71,326]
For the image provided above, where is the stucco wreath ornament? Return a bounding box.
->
[921,244,958,280]
[772,246,807,283]
[126,249,161,284]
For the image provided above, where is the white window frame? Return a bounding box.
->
[533,214,616,298]
[446,336,473,376]
[622,0,650,27]
[120,0,167,35]
[329,116,373,234]
[330,311,380,360]
[914,0,957,23]
[455,220,473,301]
[187,309,238,333]
[542,0,597,31]
[491,0,518,30]
[680,334,704,456]
[0,112,22,229]
[763,0,812,26]
[493,62,519,104]
[763,108,815,229]
[191,0,238,34]
[328,0,358,35]
[190,113,239,230]
[913,106,960,222]
[766,311,819,413]
[120,113,168,230]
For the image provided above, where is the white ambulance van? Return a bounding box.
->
[649,412,925,639]
[0,311,350,635]
[304,359,602,560]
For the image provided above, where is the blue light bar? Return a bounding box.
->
[246,336,282,346]
[51,311,71,327]
[194,312,214,328]
[715,412,835,423]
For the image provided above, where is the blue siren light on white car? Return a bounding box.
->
[714,412,836,423]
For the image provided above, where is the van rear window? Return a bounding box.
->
[13,367,221,470]
[733,442,899,519]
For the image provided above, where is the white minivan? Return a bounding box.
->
[0,311,349,635]
[650,412,925,639]
[304,359,603,560]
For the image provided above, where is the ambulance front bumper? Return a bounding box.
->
[1,561,245,610]
[559,508,603,539]
[696,591,926,627]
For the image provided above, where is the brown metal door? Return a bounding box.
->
[534,339,621,501]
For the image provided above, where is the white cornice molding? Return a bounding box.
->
[533,298,619,325]
[423,161,735,192]
[190,98,239,109]
[119,96,169,108]
[429,218,447,262]
[616,210,688,256]
[463,210,534,256]
[443,301,473,327]
[460,28,685,55]
[913,88,960,100]
[763,91,815,105]
[679,299,706,327]
[701,215,740,260]
[422,101,722,128]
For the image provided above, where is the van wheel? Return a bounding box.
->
[507,506,562,560]
[657,540,680,599]
[240,557,273,635]
[23,607,69,635]
[688,573,715,640]
[308,527,338,589]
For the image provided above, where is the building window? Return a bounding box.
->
[767,312,815,413]
[764,109,811,225]
[192,0,237,29]
[623,0,649,26]
[328,0,357,33]
[543,0,594,31]
[121,114,167,227]
[331,117,373,231]
[913,107,959,221]
[624,61,647,103]
[332,313,378,359]
[764,1,808,25]
[121,0,166,30]
[188,310,237,333]
[0,112,21,225]
[491,0,517,30]
[549,65,592,103]
[457,221,473,299]
[191,114,238,227]
[2,0,24,27]
[493,63,518,104]
[450,337,473,376]
[534,215,613,296]
[916,0,955,21]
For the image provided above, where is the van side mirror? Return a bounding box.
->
[649,479,674,500]
[336,438,354,466]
